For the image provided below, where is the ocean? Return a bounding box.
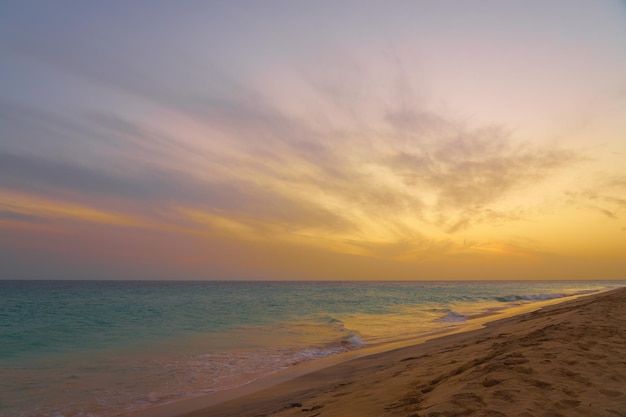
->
[1,280,623,417]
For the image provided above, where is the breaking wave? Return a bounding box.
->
[436,311,467,323]
[494,289,599,303]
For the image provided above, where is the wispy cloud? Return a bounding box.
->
[0,13,603,267]
[564,175,626,223]
[380,124,580,218]
[0,60,587,263]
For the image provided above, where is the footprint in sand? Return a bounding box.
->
[555,399,581,409]
[599,389,623,398]
[481,378,503,388]
[526,379,552,389]
[492,389,519,402]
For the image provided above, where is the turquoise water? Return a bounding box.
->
[1,280,624,417]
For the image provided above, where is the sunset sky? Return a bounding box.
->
[2,1,626,280]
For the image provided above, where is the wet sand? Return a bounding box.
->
[165,287,626,417]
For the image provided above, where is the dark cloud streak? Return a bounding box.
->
[0,210,47,224]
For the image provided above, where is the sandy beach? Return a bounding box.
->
[167,287,626,417]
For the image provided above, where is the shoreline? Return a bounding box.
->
[132,288,624,417]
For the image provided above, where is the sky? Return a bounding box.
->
[1,1,626,280]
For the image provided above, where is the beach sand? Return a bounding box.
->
[168,288,626,417]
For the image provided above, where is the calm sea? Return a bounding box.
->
[1,280,623,417]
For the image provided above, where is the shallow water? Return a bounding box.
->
[1,280,623,417]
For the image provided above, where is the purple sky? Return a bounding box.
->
[1,1,626,280]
